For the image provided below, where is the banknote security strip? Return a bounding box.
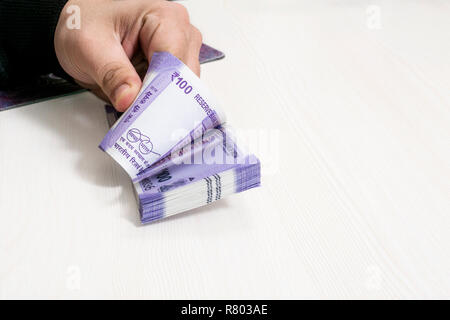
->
[100,52,260,223]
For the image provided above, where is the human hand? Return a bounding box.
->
[55,0,202,111]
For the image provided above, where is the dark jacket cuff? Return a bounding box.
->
[0,0,69,86]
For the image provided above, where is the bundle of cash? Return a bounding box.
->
[135,126,260,223]
[100,52,260,223]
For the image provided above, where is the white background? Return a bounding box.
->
[0,0,449,299]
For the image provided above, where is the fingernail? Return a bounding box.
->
[114,83,131,108]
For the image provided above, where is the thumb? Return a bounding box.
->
[86,39,142,112]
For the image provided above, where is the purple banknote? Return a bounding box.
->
[135,137,260,223]
[100,51,226,180]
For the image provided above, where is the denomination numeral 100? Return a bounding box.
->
[175,77,193,94]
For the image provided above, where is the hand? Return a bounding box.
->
[54,0,202,111]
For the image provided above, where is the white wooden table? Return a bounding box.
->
[0,0,449,299]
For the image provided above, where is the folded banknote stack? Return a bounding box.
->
[100,52,260,223]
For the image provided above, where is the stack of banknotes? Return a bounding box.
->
[100,52,260,223]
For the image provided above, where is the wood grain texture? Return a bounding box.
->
[0,0,449,299]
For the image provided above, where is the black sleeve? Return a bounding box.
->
[0,0,69,87]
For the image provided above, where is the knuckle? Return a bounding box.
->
[191,26,203,44]
[72,29,95,49]
[170,2,190,22]
[75,27,90,41]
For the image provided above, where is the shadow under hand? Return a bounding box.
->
[21,91,131,190]
[22,92,234,228]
